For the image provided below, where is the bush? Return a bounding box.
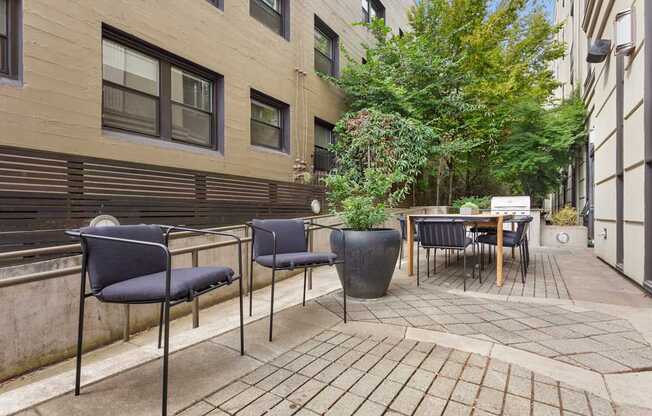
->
[452,196,491,210]
[324,109,434,230]
[551,205,578,226]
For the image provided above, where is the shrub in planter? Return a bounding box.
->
[324,109,433,298]
[552,205,578,226]
[459,202,480,215]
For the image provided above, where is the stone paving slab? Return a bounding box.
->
[175,329,644,416]
[315,281,652,374]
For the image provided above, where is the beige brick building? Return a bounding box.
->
[552,0,651,289]
[0,0,414,183]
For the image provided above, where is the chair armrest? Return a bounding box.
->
[158,225,244,279]
[245,222,278,267]
[308,223,344,236]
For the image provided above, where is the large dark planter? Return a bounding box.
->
[330,228,400,299]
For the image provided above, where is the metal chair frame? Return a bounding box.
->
[66,225,244,416]
[246,221,346,342]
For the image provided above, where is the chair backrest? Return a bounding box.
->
[80,225,166,294]
[417,219,467,248]
[252,219,307,257]
[398,215,407,240]
[511,215,533,243]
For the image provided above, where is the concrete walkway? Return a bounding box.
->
[3,248,652,415]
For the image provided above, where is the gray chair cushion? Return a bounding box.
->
[81,225,166,295]
[255,252,337,269]
[477,233,520,247]
[98,266,234,303]
[252,219,307,257]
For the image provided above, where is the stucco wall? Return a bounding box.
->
[0,0,414,183]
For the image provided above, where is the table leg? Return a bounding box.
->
[496,215,504,286]
[407,215,414,275]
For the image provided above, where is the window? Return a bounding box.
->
[250,0,290,40]
[206,0,223,9]
[0,0,20,79]
[314,120,336,173]
[361,0,384,23]
[250,90,289,151]
[102,25,223,150]
[314,16,339,77]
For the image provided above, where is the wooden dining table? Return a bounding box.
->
[406,213,513,287]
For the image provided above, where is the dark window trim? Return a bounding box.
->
[250,89,290,153]
[102,24,224,153]
[314,15,339,77]
[206,0,224,10]
[362,0,385,23]
[0,0,21,80]
[314,118,336,172]
[250,0,291,41]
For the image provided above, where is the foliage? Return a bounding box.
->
[552,205,579,226]
[331,0,567,206]
[452,196,491,209]
[324,109,434,230]
[493,92,587,201]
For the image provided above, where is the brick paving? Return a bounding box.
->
[315,283,652,374]
[178,330,642,416]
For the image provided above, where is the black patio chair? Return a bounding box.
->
[477,215,532,283]
[65,224,244,416]
[415,219,479,290]
[246,219,346,342]
[398,214,420,270]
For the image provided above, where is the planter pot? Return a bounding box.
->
[330,228,400,299]
[459,207,479,215]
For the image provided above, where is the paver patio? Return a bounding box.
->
[5,247,652,416]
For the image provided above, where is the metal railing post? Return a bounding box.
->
[243,226,250,297]
[308,218,314,290]
[191,250,199,328]
[123,305,130,341]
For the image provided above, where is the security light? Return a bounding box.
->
[615,9,635,55]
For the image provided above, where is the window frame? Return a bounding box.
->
[250,89,290,153]
[0,0,20,80]
[101,24,224,152]
[314,15,339,77]
[313,118,336,173]
[250,0,291,41]
[361,0,385,23]
[206,0,224,10]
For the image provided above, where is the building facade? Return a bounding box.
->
[0,0,414,252]
[552,0,650,288]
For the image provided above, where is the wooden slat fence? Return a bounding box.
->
[0,146,325,264]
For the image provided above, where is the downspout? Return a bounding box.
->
[644,3,652,290]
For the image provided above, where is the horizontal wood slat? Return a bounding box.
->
[0,146,326,265]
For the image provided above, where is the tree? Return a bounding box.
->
[331,0,565,205]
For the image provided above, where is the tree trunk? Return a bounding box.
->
[448,160,454,206]
[435,158,444,206]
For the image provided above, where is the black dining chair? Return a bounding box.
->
[477,216,532,282]
[415,219,480,290]
[246,219,346,342]
[65,224,244,416]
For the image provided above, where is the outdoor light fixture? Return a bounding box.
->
[587,39,611,63]
[615,9,635,55]
[89,214,120,227]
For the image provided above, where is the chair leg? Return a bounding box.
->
[239,275,244,356]
[426,248,430,279]
[161,298,171,416]
[302,268,308,307]
[519,245,526,283]
[463,249,467,292]
[416,244,420,287]
[398,239,403,270]
[433,248,437,274]
[157,302,164,349]
[74,258,87,396]
[269,268,276,342]
[249,257,255,317]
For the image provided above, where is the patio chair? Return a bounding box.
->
[65,224,244,416]
[478,215,532,283]
[415,219,480,290]
[246,219,346,342]
[398,214,420,269]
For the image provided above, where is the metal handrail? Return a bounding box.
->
[0,208,433,290]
